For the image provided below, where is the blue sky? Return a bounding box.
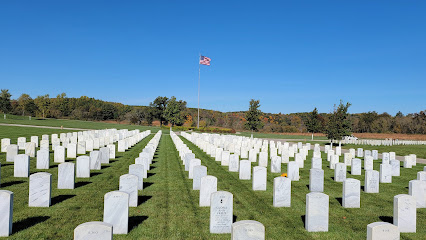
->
[1,1,425,115]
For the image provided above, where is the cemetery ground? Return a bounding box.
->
[0,121,425,239]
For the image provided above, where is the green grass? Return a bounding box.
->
[0,121,425,239]
[0,114,162,132]
[237,131,328,140]
[0,126,74,144]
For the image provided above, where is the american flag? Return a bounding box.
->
[199,55,211,66]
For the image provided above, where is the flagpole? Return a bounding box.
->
[197,54,201,129]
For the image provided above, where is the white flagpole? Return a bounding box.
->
[198,54,201,129]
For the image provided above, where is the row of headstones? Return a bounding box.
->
[0,130,151,237]
[73,131,162,239]
[343,137,426,146]
[180,132,425,237]
[170,131,266,239]
[1,128,145,162]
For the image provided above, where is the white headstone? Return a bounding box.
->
[99,147,110,164]
[309,169,324,192]
[367,222,399,240]
[193,165,207,190]
[305,192,329,232]
[25,142,36,157]
[74,221,113,240]
[258,152,268,167]
[14,154,30,177]
[271,156,281,173]
[252,166,267,191]
[17,137,26,150]
[288,162,299,181]
[6,144,18,162]
[1,138,10,152]
[210,191,233,234]
[379,164,392,183]
[409,180,426,208]
[200,175,217,207]
[229,154,239,172]
[393,194,416,233]
[273,177,291,207]
[239,160,251,180]
[334,163,346,182]
[0,190,13,237]
[189,159,201,179]
[129,164,144,190]
[231,220,265,240]
[351,158,361,175]
[365,170,380,193]
[76,156,91,178]
[119,174,138,207]
[29,172,52,207]
[54,146,66,163]
[89,151,101,170]
[36,149,50,169]
[103,191,129,234]
[311,157,322,169]
[77,141,86,155]
[58,162,75,189]
[221,151,231,166]
[67,144,77,159]
[390,160,400,176]
[364,156,374,171]
[107,144,115,159]
[342,178,360,208]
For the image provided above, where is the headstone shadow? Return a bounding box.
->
[147,173,156,178]
[1,180,24,188]
[379,216,393,223]
[75,181,91,188]
[150,166,157,170]
[233,215,238,222]
[138,195,152,206]
[361,186,365,191]
[128,216,148,232]
[101,165,110,170]
[305,184,309,190]
[51,194,76,206]
[143,182,154,189]
[13,216,50,234]
[335,197,343,205]
[91,172,102,177]
[301,215,306,225]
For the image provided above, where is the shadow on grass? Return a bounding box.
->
[361,186,365,191]
[150,166,157,170]
[379,216,393,223]
[305,184,310,190]
[233,215,237,223]
[109,160,117,163]
[138,195,152,206]
[147,173,156,178]
[50,165,58,169]
[301,215,306,226]
[101,165,110,170]
[75,181,91,188]
[1,180,24,188]
[13,216,50,234]
[1,163,13,167]
[335,197,343,206]
[51,194,76,206]
[143,182,154,189]
[129,216,148,232]
[91,172,102,177]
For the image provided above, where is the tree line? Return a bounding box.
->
[1,89,424,137]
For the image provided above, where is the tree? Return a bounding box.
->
[244,99,264,132]
[149,96,168,126]
[306,107,322,133]
[0,89,12,113]
[17,93,36,116]
[34,94,50,118]
[164,96,187,127]
[326,100,352,140]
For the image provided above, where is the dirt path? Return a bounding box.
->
[0,123,92,131]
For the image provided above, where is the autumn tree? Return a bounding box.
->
[34,94,50,118]
[164,96,187,127]
[306,107,322,133]
[326,101,352,140]
[244,99,263,132]
[0,89,12,113]
[150,96,168,126]
[17,93,36,116]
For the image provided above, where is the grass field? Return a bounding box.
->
[0,123,425,239]
[0,114,162,132]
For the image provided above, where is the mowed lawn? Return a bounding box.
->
[0,114,162,132]
[1,124,425,239]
